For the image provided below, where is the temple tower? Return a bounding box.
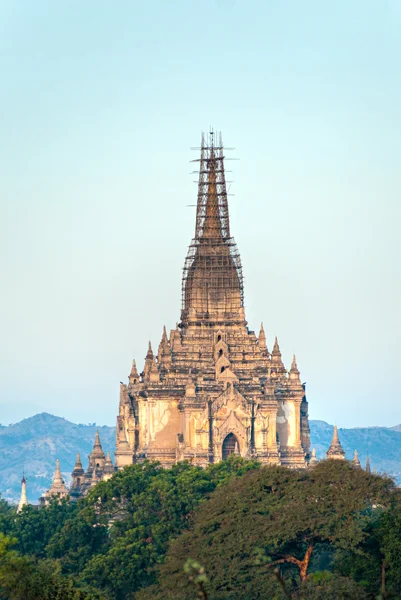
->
[115,133,310,469]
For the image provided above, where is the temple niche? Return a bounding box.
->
[115,132,310,469]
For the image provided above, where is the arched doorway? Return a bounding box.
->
[222,433,239,460]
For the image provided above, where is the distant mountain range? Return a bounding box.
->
[1,413,400,504]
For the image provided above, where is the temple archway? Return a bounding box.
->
[222,432,239,460]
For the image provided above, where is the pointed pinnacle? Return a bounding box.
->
[130,359,139,378]
[94,430,101,446]
[146,341,153,358]
[332,425,339,444]
[272,336,280,353]
[291,354,298,371]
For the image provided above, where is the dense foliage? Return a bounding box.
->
[1,458,401,599]
[137,461,401,599]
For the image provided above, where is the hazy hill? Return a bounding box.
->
[1,413,400,503]
[0,413,115,503]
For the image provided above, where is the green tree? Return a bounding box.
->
[11,497,77,557]
[137,461,394,600]
[0,533,104,600]
[0,498,14,538]
[49,458,259,599]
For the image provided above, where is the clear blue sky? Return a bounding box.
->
[1,0,400,427]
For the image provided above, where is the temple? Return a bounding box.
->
[115,133,311,468]
[69,432,115,500]
[39,459,68,505]
[39,431,115,503]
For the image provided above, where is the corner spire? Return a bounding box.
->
[74,452,83,470]
[103,451,115,478]
[273,336,279,352]
[144,342,155,381]
[129,359,139,382]
[326,426,345,460]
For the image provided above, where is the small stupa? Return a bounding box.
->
[326,426,345,460]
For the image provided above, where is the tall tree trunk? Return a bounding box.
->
[382,560,386,596]
[299,543,313,581]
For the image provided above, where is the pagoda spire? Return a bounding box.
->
[46,459,68,499]
[158,326,171,364]
[259,323,266,346]
[54,459,63,485]
[143,342,154,381]
[194,131,230,241]
[271,337,282,361]
[309,448,319,467]
[352,449,361,467]
[289,354,300,380]
[182,132,244,325]
[202,146,223,240]
[103,451,115,479]
[129,359,139,383]
[326,426,345,460]
[17,473,28,513]
[73,452,83,472]
[89,430,106,468]
[270,336,285,373]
